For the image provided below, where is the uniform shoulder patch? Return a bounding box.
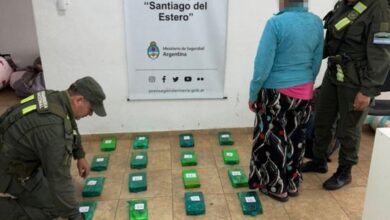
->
[36,91,49,112]
[373,32,390,45]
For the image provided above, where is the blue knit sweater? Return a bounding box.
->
[249,7,324,102]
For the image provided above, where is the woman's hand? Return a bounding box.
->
[248,101,257,112]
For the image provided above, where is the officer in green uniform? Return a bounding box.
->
[0,76,106,219]
[303,0,390,190]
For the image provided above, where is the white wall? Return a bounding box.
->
[0,0,40,68]
[31,0,336,134]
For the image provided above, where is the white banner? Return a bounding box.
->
[124,0,228,100]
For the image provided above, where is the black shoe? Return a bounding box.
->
[323,165,352,190]
[302,160,328,173]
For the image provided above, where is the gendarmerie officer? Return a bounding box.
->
[0,76,106,219]
[303,0,390,190]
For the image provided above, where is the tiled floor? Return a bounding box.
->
[0,88,375,220]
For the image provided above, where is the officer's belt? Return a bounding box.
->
[328,54,367,68]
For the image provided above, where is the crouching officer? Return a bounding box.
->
[303,0,390,190]
[0,76,107,219]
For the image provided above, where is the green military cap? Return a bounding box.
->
[73,76,107,116]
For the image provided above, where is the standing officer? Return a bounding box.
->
[0,76,106,219]
[303,0,390,190]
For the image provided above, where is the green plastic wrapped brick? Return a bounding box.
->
[222,148,240,165]
[128,200,148,220]
[79,201,97,220]
[82,176,105,197]
[237,191,263,216]
[179,133,194,147]
[181,151,197,166]
[228,168,249,188]
[130,151,148,169]
[91,155,110,171]
[132,135,149,149]
[218,132,234,145]
[182,169,200,189]
[100,137,117,151]
[129,172,147,192]
[184,191,205,215]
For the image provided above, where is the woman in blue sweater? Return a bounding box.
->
[248,0,323,202]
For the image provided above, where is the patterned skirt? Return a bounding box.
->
[249,89,312,194]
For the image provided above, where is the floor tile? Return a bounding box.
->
[148,136,171,151]
[139,149,172,171]
[93,200,118,220]
[356,159,371,175]
[115,138,131,155]
[330,186,366,220]
[300,172,323,190]
[283,189,350,220]
[99,153,130,179]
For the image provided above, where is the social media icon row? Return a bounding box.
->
[148,76,204,83]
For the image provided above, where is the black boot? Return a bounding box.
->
[323,165,352,190]
[302,160,328,173]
